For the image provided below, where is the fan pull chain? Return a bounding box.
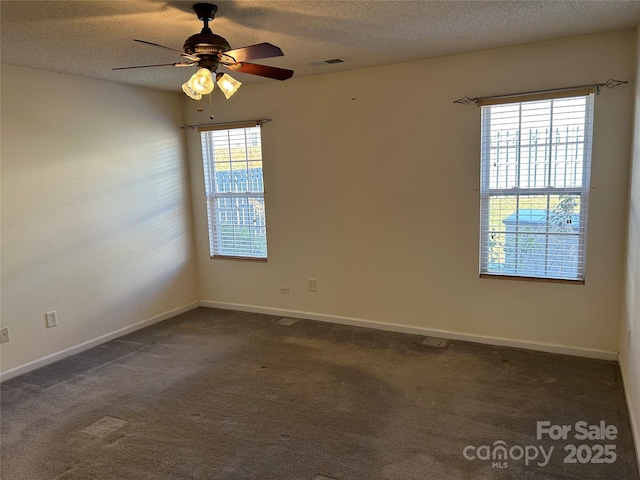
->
[209,93,215,119]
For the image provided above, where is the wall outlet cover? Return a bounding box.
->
[45,311,58,328]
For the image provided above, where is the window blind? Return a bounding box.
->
[479,93,594,282]
[200,125,268,259]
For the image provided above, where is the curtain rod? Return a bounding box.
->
[180,117,272,130]
[453,79,628,105]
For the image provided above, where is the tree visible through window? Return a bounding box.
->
[479,93,594,281]
[200,124,267,259]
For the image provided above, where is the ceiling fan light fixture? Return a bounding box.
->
[182,81,203,100]
[188,67,215,95]
[114,4,294,93]
[216,73,241,99]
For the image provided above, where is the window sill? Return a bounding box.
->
[211,255,268,263]
[479,274,584,285]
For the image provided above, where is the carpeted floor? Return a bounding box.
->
[1,307,638,479]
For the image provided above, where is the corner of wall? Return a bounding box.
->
[617,23,640,477]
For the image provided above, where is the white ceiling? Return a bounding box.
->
[2,1,640,92]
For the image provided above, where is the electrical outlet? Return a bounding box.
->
[308,278,317,292]
[45,311,58,328]
[0,328,9,344]
[279,286,290,294]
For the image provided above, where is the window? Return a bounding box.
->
[200,123,267,260]
[479,91,594,282]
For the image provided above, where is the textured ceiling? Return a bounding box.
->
[2,1,640,93]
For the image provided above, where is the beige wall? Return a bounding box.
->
[620,26,640,470]
[0,65,197,375]
[185,30,634,356]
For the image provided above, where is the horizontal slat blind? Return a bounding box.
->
[200,125,268,259]
[479,94,594,281]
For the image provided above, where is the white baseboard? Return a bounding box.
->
[200,300,618,361]
[1,299,619,381]
[0,301,200,382]
[618,353,640,476]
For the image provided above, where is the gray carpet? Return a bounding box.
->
[1,307,638,479]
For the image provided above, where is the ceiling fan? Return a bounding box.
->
[114,3,294,100]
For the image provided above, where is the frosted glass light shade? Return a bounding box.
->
[189,68,215,95]
[182,82,202,100]
[216,73,241,99]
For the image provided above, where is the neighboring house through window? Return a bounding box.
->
[479,90,594,282]
[199,122,268,260]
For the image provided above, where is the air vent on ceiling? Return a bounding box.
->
[307,58,345,66]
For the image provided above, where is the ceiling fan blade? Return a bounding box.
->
[223,43,284,63]
[113,62,195,70]
[229,62,294,81]
[134,39,200,62]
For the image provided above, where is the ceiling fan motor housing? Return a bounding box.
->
[184,3,231,71]
[183,32,230,72]
[183,32,231,56]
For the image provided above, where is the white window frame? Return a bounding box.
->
[199,122,268,261]
[479,90,594,283]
